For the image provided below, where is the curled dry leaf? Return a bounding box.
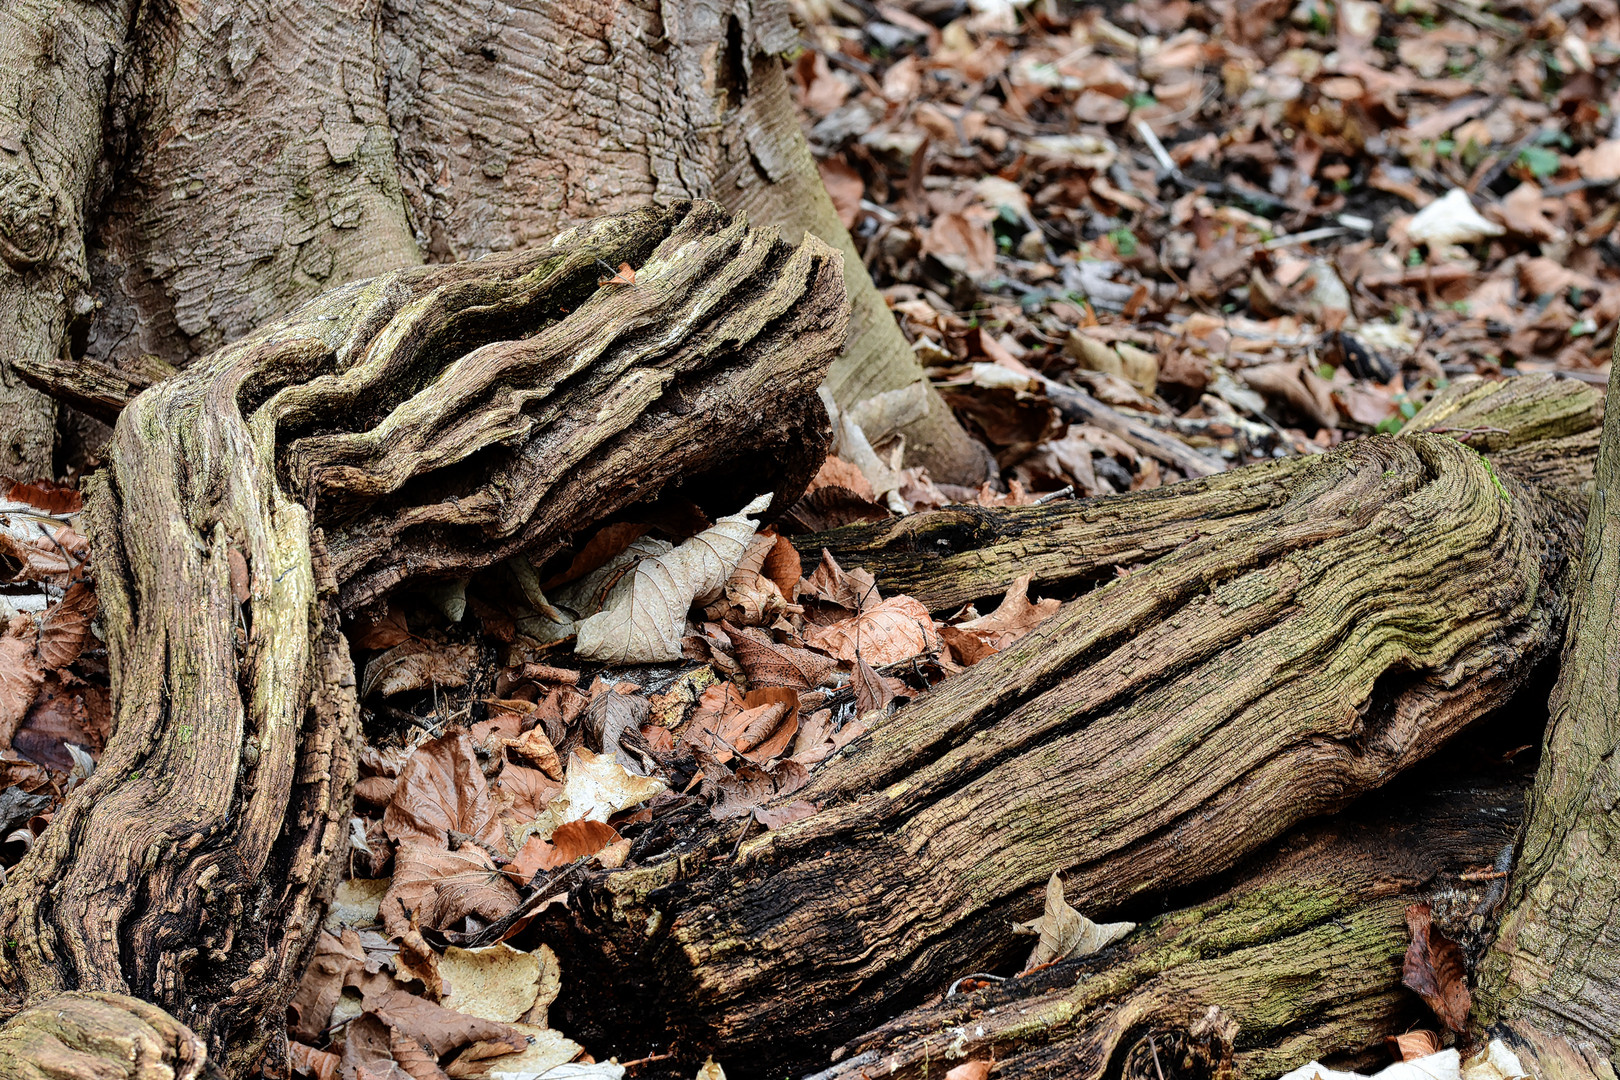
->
[802,549,880,613]
[1388,1031,1442,1061]
[1402,903,1471,1033]
[582,679,650,767]
[289,1042,339,1080]
[361,638,478,699]
[575,494,772,663]
[1014,872,1135,971]
[361,983,527,1060]
[37,581,96,670]
[0,616,44,751]
[940,574,1061,666]
[944,1063,992,1080]
[804,595,941,667]
[683,683,800,763]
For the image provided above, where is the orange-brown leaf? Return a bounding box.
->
[1402,903,1471,1033]
[38,581,96,670]
[803,595,940,666]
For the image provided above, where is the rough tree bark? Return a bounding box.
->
[814,768,1530,1080]
[536,377,1596,1076]
[0,201,850,1076]
[0,0,141,478]
[5,0,991,483]
[1473,339,1620,1076]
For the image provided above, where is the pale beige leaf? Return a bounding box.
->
[439,943,543,1023]
[575,494,772,663]
[508,748,665,849]
[325,877,389,930]
[1013,872,1134,971]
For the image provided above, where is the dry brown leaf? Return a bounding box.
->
[543,521,648,590]
[5,480,81,516]
[507,726,563,779]
[381,843,522,937]
[852,656,895,714]
[353,606,411,651]
[944,1063,992,1080]
[362,983,527,1060]
[683,683,800,764]
[37,581,96,670]
[361,638,478,699]
[288,927,367,1041]
[1402,903,1471,1033]
[923,206,997,278]
[762,534,802,601]
[819,158,865,229]
[721,622,838,690]
[509,747,666,849]
[940,575,1060,665]
[492,763,561,825]
[289,1041,340,1080]
[754,799,817,830]
[1496,182,1565,242]
[1387,1030,1442,1061]
[802,549,880,613]
[507,818,622,883]
[0,616,44,752]
[384,733,507,853]
[807,456,876,500]
[575,494,770,663]
[804,595,940,666]
[700,754,811,820]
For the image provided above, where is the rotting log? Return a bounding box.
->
[544,416,1590,1076]
[812,766,1530,1080]
[0,201,849,1077]
[1473,339,1620,1074]
[793,373,1601,613]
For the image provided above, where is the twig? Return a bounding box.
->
[1253,225,1349,251]
[621,1050,677,1070]
[1033,485,1075,504]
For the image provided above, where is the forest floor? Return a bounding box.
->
[1,0,1617,1078]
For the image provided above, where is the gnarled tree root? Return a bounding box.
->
[0,200,849,1077]
[544,415,1590,1075]
[814,769,1528,1080]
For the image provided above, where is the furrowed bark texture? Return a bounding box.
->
[13,0,988,482]
[545,417,1587,1075]
[795,374,1601,613]
[0,0,140,476]
[0,202,848,1076]
[816,772,1528,1080]
[1475,343,1620,1073]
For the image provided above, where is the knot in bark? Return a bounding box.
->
[0,162,58,270]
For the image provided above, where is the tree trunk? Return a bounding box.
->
[0,201,849,1076]
[538,392,1593,1076]
[813,767,1530,1080]
[5,0,990,483]
[0,0,142,478]
[1473,339,1620,1075]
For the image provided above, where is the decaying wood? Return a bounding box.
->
[543,410,1587,1074]
[795,374,1600,613]
[1474,342,1620,1072]
[815,769,1528,1080]
[0,201,848,1076]
[0,992,205,1080]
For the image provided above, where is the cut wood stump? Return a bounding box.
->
[539,377,1598,1075]
[0,201,850,1076]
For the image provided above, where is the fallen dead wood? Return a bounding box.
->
[813,766,1529,1080]
[794,373,1600,612]
[0,201,849,1077]
[543,411,1587,1074]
